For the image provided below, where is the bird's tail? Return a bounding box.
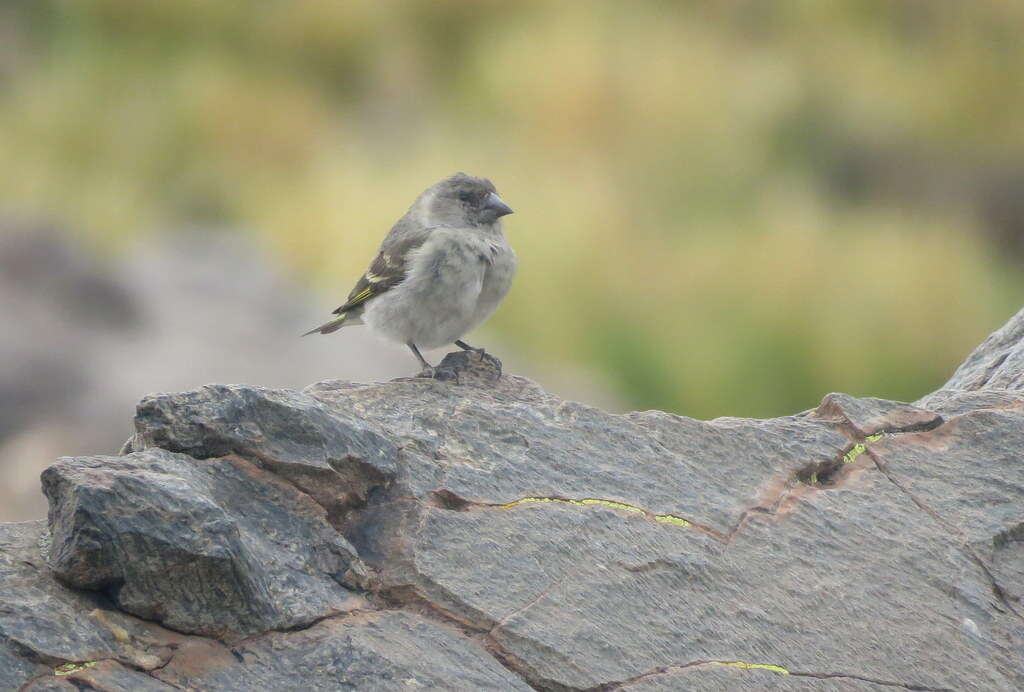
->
[302,313,349,336]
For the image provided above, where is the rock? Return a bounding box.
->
[21,660,178,692]
[930,306,1024,393]
[918,306,1024,417]
[42,450,369,638]
[424,349,504,385]
[0,639,46,692]
[918,388,1024,418]
[609,664,886,691]
[4,309,1024,689]
[869,408,1024,609]
[305,377,851,536]
[152,611,533,691]
[813,391,942,436]
[129,384,399,525]
[0,521,189,689]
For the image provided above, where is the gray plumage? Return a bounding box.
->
[304,173,517,372]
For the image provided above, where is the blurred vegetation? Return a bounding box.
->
[2,0,1023,418]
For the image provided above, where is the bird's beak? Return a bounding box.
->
[486,192,514,218]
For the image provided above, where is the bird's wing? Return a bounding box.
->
[332,228,432,315]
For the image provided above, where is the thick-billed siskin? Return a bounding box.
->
[304,173,516,374]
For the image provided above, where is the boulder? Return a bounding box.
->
[42,450,369,638]
[3,311,1024,690]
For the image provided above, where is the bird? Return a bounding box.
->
[304,172,517,376]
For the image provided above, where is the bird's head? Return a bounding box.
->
[417,173,514,228]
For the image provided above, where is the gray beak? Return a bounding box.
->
[486,192,514,218]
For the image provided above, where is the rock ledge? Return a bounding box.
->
[4,315,1024,691]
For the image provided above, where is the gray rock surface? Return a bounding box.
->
[918,305,1024,416]
[42,450,369,638]
[813,392,943,437]
[19,660,177,692]
[3,311,1024,690]
[152,611,533,691]
[128,385,399,524]
[927,306,1024,394]
[0,521,187,691]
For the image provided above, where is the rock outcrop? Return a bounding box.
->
[3,310,1024,691]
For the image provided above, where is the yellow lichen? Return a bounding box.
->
[842,433,884,463]
[710,660,790,674]
[654,515,691,527]
[499,497,690,527]
[54,661,98,676]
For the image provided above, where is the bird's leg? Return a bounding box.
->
[408,342,433,375]
[455,339,486,359]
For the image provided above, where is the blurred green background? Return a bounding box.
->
[2,0,1023,418]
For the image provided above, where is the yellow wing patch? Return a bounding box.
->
[349,285,374,304]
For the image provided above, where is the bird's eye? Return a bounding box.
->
[457,191,474,203]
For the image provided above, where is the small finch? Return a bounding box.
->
[304,173,516,375]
